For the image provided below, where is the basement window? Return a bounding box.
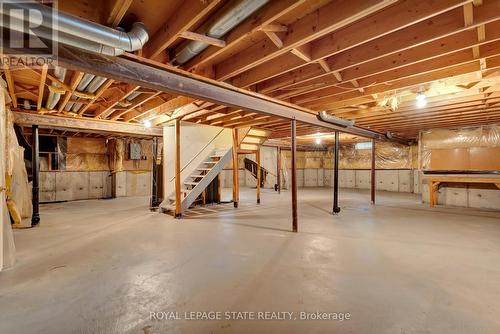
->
[355,141,373,150]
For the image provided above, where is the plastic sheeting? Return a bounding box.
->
[280,142,411,170]
[421,125,500,170]
[339,142,411,169]
[1,80,16,270]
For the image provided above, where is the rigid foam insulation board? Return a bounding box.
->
[55,171,89,201]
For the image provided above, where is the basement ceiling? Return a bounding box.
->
[3,0,500,140]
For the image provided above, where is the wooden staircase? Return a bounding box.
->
[238,128,272,152]
[162,148,232,215]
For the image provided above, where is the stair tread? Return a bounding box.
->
[209,155,224,158]
[184,181,199,185]
[191,174,205,178]
[197,168,212,171]
[203,161,218,164]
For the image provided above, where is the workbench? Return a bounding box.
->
[424,176,500,208]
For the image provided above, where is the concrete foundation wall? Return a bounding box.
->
[40,171,150,202]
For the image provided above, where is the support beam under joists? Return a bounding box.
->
[276,146,281,194]
[150,136,158,210]
[371,138,376,204]
[291,119,297,233]
[232,128,239,208]
[256,148,261,204]
[180,31,226,48]
[31,125,40,226]
[15,45,385,139]
[333,131,340,214]
[13,111,162,136]
[174,119,182,218]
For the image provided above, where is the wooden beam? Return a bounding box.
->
[317,59,331,73]
[463,2,474,27]
[37,64,48,111]
[260,24,288,32]
[264,31,284,49]
[93,83,138,118]
[180,31,226,48]
[174,119,182,218]
[216,0,398,80]
[144,0,223,59]
[185,0,305,71]
[12,111,162,136]
[58,71,83,113]
[15,45,386,139]
[105,0,133,27]
[236,0,482,89]
[232,128,239,208]
[290,44,312,62]
[78,79,115,116]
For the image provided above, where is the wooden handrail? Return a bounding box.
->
[169,128,225,182]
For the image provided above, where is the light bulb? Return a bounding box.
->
[416,93,427,108]
[143,120,152,128]
[315,137,321,144]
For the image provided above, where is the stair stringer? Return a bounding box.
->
[180,148,233,212]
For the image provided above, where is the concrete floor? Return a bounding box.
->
[1,188,500,334]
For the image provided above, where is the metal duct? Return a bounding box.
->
[174,0,269,65]
[72,76,108,112]
[65,73,96,111]
[45,67,67,110]
[1,2,148,55]
[318,111,355,128]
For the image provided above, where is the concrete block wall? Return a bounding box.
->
[40,171,150,202]
[40,171,112,202]
[323,169,414,193]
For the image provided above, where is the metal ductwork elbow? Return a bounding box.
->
[0,2,149,56]
[318,111,355,128]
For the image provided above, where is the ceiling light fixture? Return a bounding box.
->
[416,92,427,108]
[143,119,152,128]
